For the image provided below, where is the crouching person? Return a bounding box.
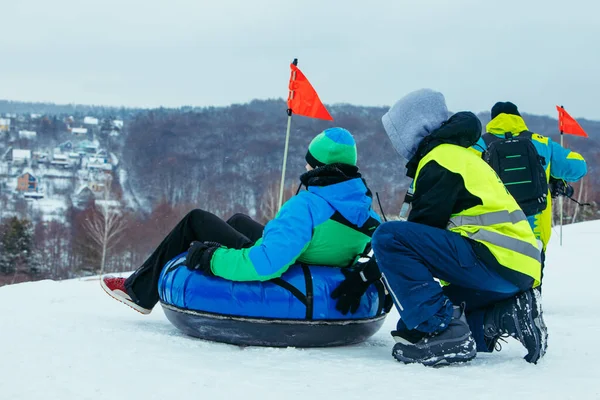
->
[371,89,547,366]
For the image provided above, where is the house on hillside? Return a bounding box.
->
[78,140,99,154]
[84,116,99,125]
[95,149,108,159]
[32,151,49,162]
[24,191,44,199]
[71,127,88,137]
[9,149,31,165]
[0,118,10,132]
[59,141,73,152]
[89,150,110,165]
[50,153,70,168]
[18,130,37,140]
[74,185,95,207]
[17,171,38,192]
[88,161,112,172]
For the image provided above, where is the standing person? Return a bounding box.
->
[101,127,381,314]
[472,101,587,274]
[366,89,545,366]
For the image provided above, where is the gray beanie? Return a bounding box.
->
[382,89,449,161]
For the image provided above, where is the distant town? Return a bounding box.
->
[0,113,124,222]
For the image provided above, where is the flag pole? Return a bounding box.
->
[559,105,564,246]
[278,58,298,211]
[278,110,293,211]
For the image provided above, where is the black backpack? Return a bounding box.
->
[482,131,548,216]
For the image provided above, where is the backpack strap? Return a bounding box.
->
[517,130,546,165]
[329,211,380,237]
[518,130,533,139]
[482,132,501,149]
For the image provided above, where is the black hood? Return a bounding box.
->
[299,163,361,188]
[405,111,482,178]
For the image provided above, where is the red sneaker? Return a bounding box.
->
[100,276,152,315]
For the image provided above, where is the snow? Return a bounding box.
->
[109,151,119,166]
[12,149,31,160]
[84,116,99,125]
[20,168,34,178]
[119,167,150,211]
[18,130,37,139]
[28,197,69,222]
[1,221,600,399]
[71,127,88,135]
[95,199,121,209]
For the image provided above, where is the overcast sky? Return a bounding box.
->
[0,0,598,120]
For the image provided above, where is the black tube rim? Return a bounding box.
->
[160,302,387,326]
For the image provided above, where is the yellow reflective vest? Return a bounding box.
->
[414,144,541,286]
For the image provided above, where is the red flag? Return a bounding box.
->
[287,63,333,121]
[556,106,588,137]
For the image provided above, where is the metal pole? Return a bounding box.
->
[278,58,298,211]
[558,105,566,246]
[559,131,564,246]
[278,112,292,211]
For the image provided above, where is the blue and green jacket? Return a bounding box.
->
[471,113,587,248]
[210,164,381,281]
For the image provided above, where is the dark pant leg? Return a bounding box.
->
[226,213,265,244]
[125,209,254,309]
[372,221,520,334]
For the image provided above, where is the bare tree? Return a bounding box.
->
[258,180,297,224]
[82,176,127,276]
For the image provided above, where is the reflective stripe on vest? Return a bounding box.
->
[416,144,541,285]
[466,229,541,262]
[448,210,540,262]
[448,210,527,228]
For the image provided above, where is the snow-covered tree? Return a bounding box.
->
[0,216,42,283]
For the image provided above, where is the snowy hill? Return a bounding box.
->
[1,221,600,399]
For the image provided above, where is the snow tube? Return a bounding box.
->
[158,253,388,347]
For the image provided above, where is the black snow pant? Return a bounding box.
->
[124,210,265,309]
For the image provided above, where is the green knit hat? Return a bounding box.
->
[305,127,357,168]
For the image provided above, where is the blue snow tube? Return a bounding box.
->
[158,253,389,347]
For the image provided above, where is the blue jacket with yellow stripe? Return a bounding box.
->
[471,113,587,249]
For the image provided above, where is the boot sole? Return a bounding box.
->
[532,288,549,358]
[515,292,542,364]
[100,278,152,315]
[393,334,476,367]
[516,290,544,364]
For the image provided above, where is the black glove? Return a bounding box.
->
[564,184,574,198]
[331,256,382,315]
[549,178,574,198]
[185,241,221,273]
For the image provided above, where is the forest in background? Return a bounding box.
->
[1,99,598,286]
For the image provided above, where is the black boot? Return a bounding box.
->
[484,288,548,364]
[391,305,476,367]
